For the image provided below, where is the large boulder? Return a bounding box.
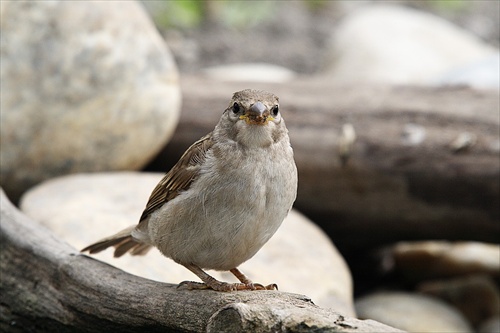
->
[0,1,181,202]
[325,4,498,85]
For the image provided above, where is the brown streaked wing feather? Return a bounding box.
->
[138,133,214,222]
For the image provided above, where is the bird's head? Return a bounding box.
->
[228,89,280,125]
[220,89,286,147]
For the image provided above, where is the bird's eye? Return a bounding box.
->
[232,102,240,113]
[271,105,279,116]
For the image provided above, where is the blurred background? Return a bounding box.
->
[1,1,499,332]
[142,0,499,76]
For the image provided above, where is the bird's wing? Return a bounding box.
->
[138,132,214,223]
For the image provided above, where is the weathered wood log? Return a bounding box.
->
[0,188,403,333]
[147,76,500,254]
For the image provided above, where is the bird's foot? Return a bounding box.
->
[228,267,278,290]
[179,264,278,292]
[252,283,278,290]
[177,280,278,292]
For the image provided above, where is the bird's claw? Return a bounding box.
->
[251,283,278,290]
[177,281,210,290]
[177,280,278,292]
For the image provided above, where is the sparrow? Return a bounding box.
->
[82,89,298,292]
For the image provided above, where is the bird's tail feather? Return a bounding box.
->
[81,225,152,257]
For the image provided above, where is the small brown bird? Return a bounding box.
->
[82,89,298,291]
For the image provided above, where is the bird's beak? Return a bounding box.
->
[240,101,273,125]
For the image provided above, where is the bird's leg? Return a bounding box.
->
[178,264,251,291]
[178,264,276,291]
[230,268,278,291]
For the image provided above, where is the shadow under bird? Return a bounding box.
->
[82,89,298,291]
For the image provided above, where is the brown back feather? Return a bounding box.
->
[81,133,214,257]
[138,133,214,222]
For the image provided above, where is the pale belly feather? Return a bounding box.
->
[148,145,296,270]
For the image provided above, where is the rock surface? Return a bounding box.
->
[326,4,498,85]
[0,1,181,202]
[436,53,500,90]
[202,63,296,82]
[391,241,500,282]
[478,316,500,333]
[418,275,500,328]
[20,172,355,316]
[355,291,473,333]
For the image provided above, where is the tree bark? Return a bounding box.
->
[0,189,403,333]
[147,76,500,253]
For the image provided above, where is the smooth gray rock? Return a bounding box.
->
[391,241,500,282]
[202,63,296,82]
[0,1,181,202]
[436,53,500,90]
[478,316,500,333]
[418,275,500,328]
[325,5,498,85]
[356,291,473,333]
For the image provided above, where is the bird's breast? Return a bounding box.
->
[150,142,297,270]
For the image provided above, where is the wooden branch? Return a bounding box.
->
[147,76,500,253]
[0,189,403,333]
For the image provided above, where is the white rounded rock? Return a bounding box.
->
[202,63,296,82]
[356,291,473,332]
[325,5,498,85]
[0,1,181,201]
